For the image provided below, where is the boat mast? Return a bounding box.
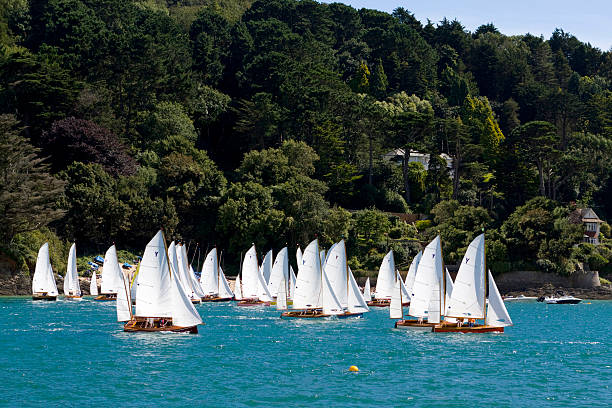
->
[217,248,221,295]
[482,232,487,323]
[440,237,446,321]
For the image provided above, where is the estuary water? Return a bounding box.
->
[0,298,610,407]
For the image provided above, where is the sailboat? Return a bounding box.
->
[281,239,326,318]
[394,236,445,330]
[90,270,99,296]
[368,250,398,307]
[64,243,82,299]
[95,244,124,300]
[322,240,369,318]
[433,234,513,333]
[31,243,58,300]
[237,244,273,306]
[121,230,202,333]
[200,247,233,302]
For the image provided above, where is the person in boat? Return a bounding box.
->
[417,317,423,324]
[468,318,475,327]
[457,318,464,327]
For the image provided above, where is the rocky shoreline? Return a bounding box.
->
[503,284,612,300]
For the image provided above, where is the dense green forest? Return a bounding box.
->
[1,0,612,278]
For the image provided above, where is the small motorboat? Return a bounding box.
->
[503,294,537,302]
[542,295,582,304]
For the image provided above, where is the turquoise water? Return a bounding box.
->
[0,298,610,407]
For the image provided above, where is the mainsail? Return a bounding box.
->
[134,231,173,318]
[375,250,396,299]
[446,234,486,319]
[292,239,322,309]
[32,243,58,296]
[101,244,123,294]
[90,270,99,296]
[267,247,288,298]
[64,243,81,296]
[408,236,442,321]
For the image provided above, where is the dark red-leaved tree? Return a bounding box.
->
[41,117,137,176]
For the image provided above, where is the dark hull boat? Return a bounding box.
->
[94,293,117,301]
[123,318,198,334]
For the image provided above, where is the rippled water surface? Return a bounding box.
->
[0,298,610,407]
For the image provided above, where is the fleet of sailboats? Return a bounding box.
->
[29,228,513,335]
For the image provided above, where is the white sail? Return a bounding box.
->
[323,241,348,308]
[218,266,234,298]
[397,270,410,300]
[268,247,288,298]
[241,245,260,298]
[64,243,81,296]
[408,236,442,320]
[101,245,123,294]
[446,234,486,319]
[116,271,132,322]
[134,231,173,318]
[276,276,288,310]
[319,249,326,269]
[444,268,457,323]
[170,265,202,327]
[375,250,396,299]
[234,275,243,300]
[257,265,273,302]
[189,264,206,298]
[176,244,199,300]
[200,248,219,296]
[347,267,369,314]
[261,250,273,283]
[486,271,513,327]
[296,247,303,269]
[90,270,99,296]
[292,239,322,309]
[322,268,344,315]
[289,266,296,299]
[363,277,372,301]
[404,250,422,299]
[32,243,58,296]
[389,279,403,319]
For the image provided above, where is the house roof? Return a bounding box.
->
[569,208,604,224]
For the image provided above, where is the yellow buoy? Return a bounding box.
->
[349,365,359,372]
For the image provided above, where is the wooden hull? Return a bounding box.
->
[367,299,409,307]
[432,325,504,333]
[201,296,234,302]
[64,295,83,300]
[237,299,270,307]
[191,299,202,304]
[336,312,363,319]
[94,294,117,301]
[394,319,438,330]
[123,319,198,334]
[280,310,330,319]
[32,293,57,301]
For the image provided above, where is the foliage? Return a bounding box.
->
[1,0,612,278]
